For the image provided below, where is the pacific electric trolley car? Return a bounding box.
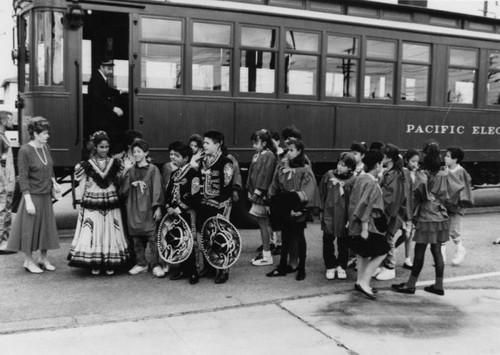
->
[11,0,500,189]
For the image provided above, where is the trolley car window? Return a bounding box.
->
[367,39,395,60]
[401,64,428,102]
[240,50,275,93]
[141,44,181,89]
[449,48,477,67]
[285,54,317,95]
[193,23,231,45]
[142,18,182,42]
[401,43,430,102]
[364,61,394,100]
[241,27,276,48]
[192,47,231,91]
[487,51,500,105]
[402,43,430,63]
[365,39,395,100]
[327,35,359,56]
[326,35,359,98]
[326,58,357,98]
[447,48,477,104]
[35,11,64,86]
[285,31,318,52]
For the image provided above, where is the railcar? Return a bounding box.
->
[11,0,500,186]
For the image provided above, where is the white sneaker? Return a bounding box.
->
[375,267,396,281]
[251,254,273,266]
[336,267,347,280]
[325,268,336,280]
[152,265,166,278]
[441,244,447,264]
[128,264,148,275]
[372,267,383,277]
[451,244,466,266]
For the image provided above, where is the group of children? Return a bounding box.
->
[316,140,472,299]
[64,125,473,297]
[67,129,236,284]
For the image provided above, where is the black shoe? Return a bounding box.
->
[391,282,416,294]
[272,245,282,256]
[354,283,376,300]
[296,269,306,281]
[170,271,186,281]
[199,267,216,278]
[266,268,287,277]
[424,285,444,296]
[403,262,413,270]
[214,269,229,284]
[189,274,199,285]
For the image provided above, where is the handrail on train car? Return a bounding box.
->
[74,60,81,146]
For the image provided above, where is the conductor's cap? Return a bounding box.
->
[100,59,115,67]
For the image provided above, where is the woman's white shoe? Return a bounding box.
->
[38,259,56,271]
[23,261,44,274]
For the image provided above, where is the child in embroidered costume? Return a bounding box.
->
[266,138,319,281]
[392,140,464,296]
[348,149,390,300]
[374,143,407,281]
[165,143,202,284]
[198,130,234,284]
[121,139,165,278]
[443,146,474,266]
[68,131,129,275]
[247,129,277,266]
[319,152,356,280]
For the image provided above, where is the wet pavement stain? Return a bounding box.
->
[319,293,466,338]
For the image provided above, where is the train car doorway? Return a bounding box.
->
[81,10,130,154]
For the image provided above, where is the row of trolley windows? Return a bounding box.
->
[22,11,500,106]
[139,18,500,105]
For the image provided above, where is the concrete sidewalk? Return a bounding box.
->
[1,289,500,355]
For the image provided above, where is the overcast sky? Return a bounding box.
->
[0,0,497,99]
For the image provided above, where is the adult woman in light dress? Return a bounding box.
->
[7,117,61,273]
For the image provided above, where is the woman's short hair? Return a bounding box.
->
[27,117,50,139]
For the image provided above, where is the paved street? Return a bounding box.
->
[1,198,500,354]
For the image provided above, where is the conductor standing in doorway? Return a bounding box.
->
[88,59,125,148]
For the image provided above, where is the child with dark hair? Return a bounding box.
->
[392,140,464,296]
[350,141,367,177]
[348,149,390,300]
[198,130,234,284]
[374,143,406,281]
[165,142,202,284]
[267,138,319,281]
[114,129,143,174]
[121,139,165,278]
[248,129,277,266]
[162,141,183,191]
[68,131,130,275]
[444,146,473,266]
[319,152,356,280]
[188,134,204,169]
[396,149,420,269]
